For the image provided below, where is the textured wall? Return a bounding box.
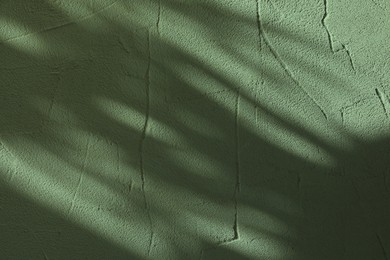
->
[1,0,390,259]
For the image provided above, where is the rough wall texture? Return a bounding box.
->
[1,0,390,259]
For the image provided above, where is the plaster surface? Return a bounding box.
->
[1,0,390,259]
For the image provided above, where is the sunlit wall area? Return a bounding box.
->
[1,0,389,259]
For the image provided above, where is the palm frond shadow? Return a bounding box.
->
[1,0,389,259]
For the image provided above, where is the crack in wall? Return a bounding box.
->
[147,233,155,256]
[255,0,263,52]
[321,0,334,52]
[199,91,241,259]
[233,89,241,240]
[375,87,390,119]
[139,30,153,257]
[340,110,345,126]
[255,0,328,120]
[199,230,240,260]
[156,0,161,35]
[321,1,357,73]
[339,97,375,127]
[342,44,356,72]
[335,43,356,72]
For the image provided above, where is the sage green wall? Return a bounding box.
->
[1,0,390,259]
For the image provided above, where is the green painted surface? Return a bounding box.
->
[1,0,390,259]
